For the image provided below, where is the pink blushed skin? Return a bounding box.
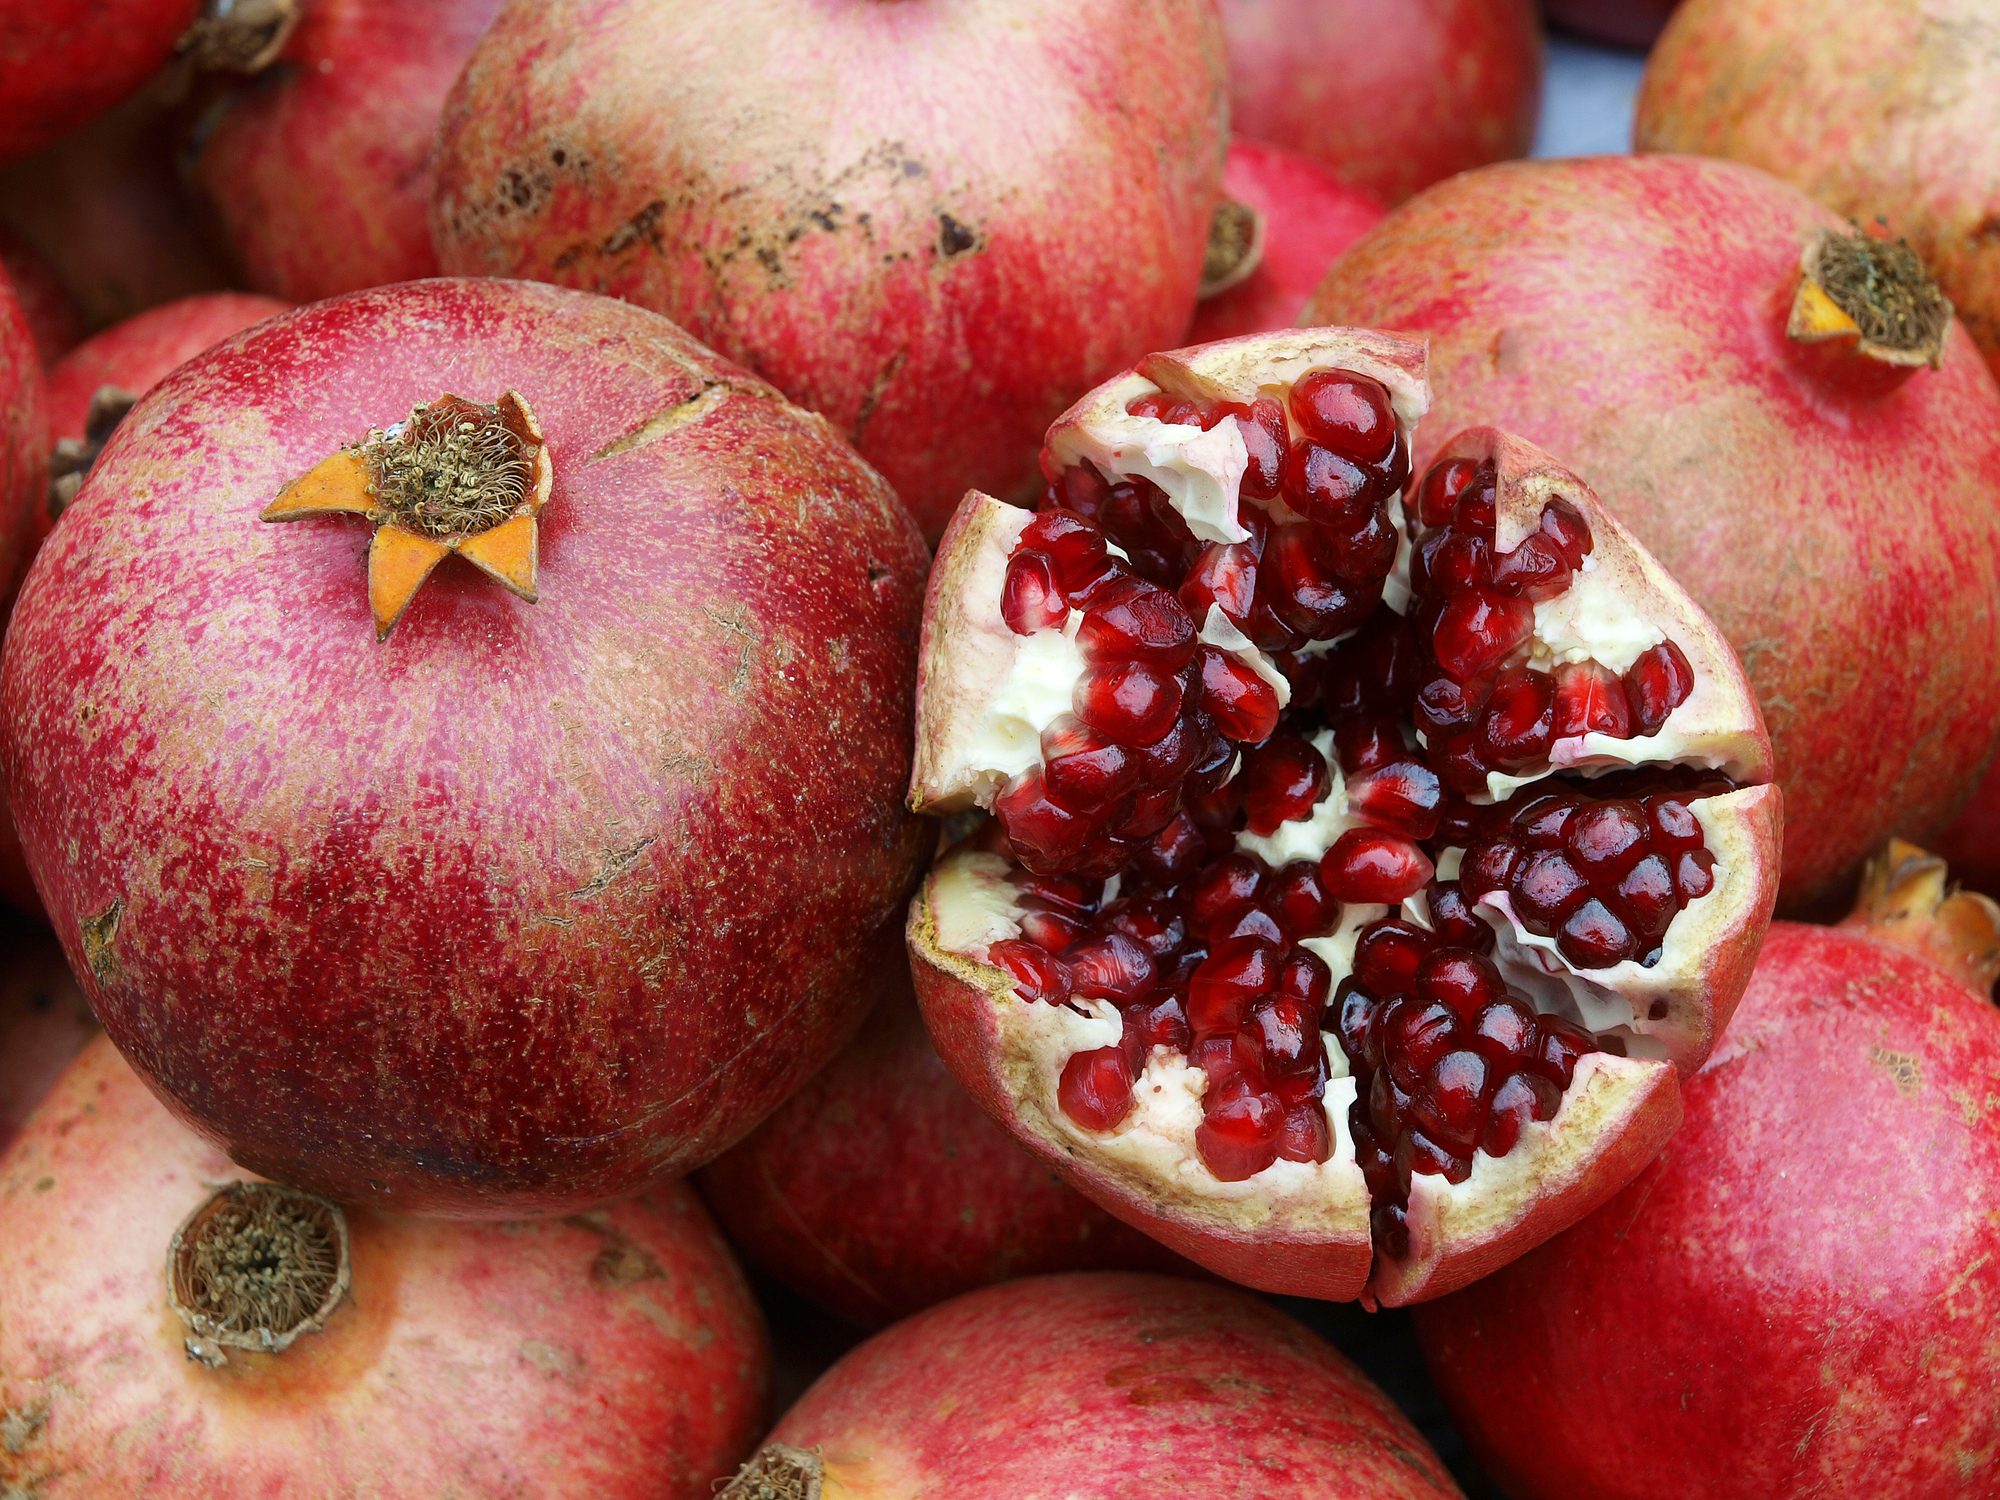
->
[185,0,504,302]
[1188,139,1387,345]
[43,291,290,448]
[431,0,1228,540]
[0,277,931,1217]
[0,0,198,164]
[1307,155,2000,914]
[0,1037,771,1498]
[1219,0,1542,206]
[0,922,96,1151]
[733,1273,1462,1499]
[697,978,1184,1328]
[1413,859,2000,1499]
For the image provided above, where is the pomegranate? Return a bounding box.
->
[1638,0,2000,382]
[0,277,930,1215]
[721,1272,1459,1499]
[0,0,198,163]
[0,922,95,1150]
[1307,155,2000,914]
[905,328,1779,1306]
[1544,0,1680,47]
[430,0,1227,540]
[45,291,289,520]
[1219,0,1542,206]
[1414,841,2000,1499]
[1190,139,1387,346]
[0,1035,769,1496]
[0,228,84,365]
[1937,756,2000,898]
[697,974,1181,1327]
[183,0,504,301]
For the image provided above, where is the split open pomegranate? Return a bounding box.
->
[907,330,1780,1305]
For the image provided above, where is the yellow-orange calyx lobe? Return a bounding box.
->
[260,391,553,640]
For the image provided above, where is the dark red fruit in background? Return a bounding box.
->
[0,918,95,1150]
[0,227,82,365]
[0,0,197,164]
[0,273,44,915]
[1544,0,1680,47]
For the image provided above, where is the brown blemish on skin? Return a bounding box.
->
[587,383,736,464]
[1871,1046,1923,1096]
[565,838,658,901]
[79,900,122,985]
[1,1399,48,1454]
[591,1240,665,1287]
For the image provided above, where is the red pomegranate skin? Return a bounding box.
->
[43,291,290,448]
[0,1036,771,1498]
[1937,757,2000,897]
[696,978,1182,1327]
[1544,0,1679,47]
[0,228,84,365]
[1307,155,2000,914]
[0,277,932,1216]
[186,0,505,302]
[1220,0,1542,206]
[0,0,199,164]
[1187,138,1386,345]
[0,269,43,599]
[1638,0,2000,381]
[0,920,95,1150]
[1413,897,2000,1496]
[746,1273,1461,1498]
[431,0,1227,539]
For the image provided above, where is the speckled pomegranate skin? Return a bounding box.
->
[1638,0,2000,381]
[1308,156,2000,913]
[1187,139,1385,345]
[1412,915,2000,1498]
[0,0,199,163]
[187,0,503,302]
[1544,0,1679,47]
[697,980,1181,1327]
[1219,0,1542,206]
[43,291,290,447]
[0,1037,770,1498]
[751,1272,1461,1498]
[431,0,1227,539]
[0,277,931,1216]
[0,921,95,1150]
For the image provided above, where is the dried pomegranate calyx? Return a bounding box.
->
[1788,227,1953,370]
[1199,196,1266,299]
[167,1181,350,1368]
[1842,839,2000,994]
[178,0,301,75]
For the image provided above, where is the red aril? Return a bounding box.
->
[0,922,95,1150]
[908,329,1779,1305]
[0,279,931,1214]
[432,0,1227,538]
[1218,0,1542,205]
[1308,155,2000,913]
[0,0,196,163]
[0,1037,769,1496]
[720,1273,1460,1499]
[1415,842,2000,1498]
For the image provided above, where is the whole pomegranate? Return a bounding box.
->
[1219,0,1542,205]
[45,290,290,519]
[0,278,930,1215]
[1936,756,2000,897]
[184,0,505,301]
[1189,139,1386,346]
[0,228,83,365]
[0,0,198,163]
[697,975,1181,1326]
[0,1036,770,1497]
[0,269,43,596]
[720,1272,1460,1499]
[431,0,1227,539]
[907,327,1779,1306]
[1638,0,2000,381]
[1307,155,2000,914]
[1414,841,2000,1499]
[1543,0,1680,47]
[0,922,94,1150]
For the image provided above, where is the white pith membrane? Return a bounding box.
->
[909,331,1777,1304]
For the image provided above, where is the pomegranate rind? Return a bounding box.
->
[1370,1051,1680,1306]
[909,853,1373,1301]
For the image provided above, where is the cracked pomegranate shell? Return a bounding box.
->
[905,328,1779,1306]
[431,0,1227,540]
[0,277,930,1215]
[0,1036,769,1497]
[1307,155,2000,914]
[719,1272,1459,1500]
[1414,842,2000,1499]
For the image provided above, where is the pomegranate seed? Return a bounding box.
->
[1352,919,1433,996]
[1018,907,1084,951]
[1129,709,1203,785]
[1414,674,1488,736]
[1277,1102,1333,1163]
[1281,443,1375,531]
[1191,1033,1263,1091]
[1623,640,1695,735]
[1346,758,1444,840]
[1210,904,1285,947]
[1135,813,1207,884]
[1414,1048,1494,1155]
[1195,1086,1284,1181]
[1395,1126,1472,1185]
[1188,854,1268,931]
[1460,839,1521,898]
[994,767,1095,873]
[1187,939,1281,1035]
[1453,473,1496,534]
[1383,997,1460,1093]
[1320,505,1400,585]
[1532,1015,1594,1089]
[989,938,1071,1005]
[1647,795,1704,851]
[1425,880,1493,952]
[1510,850,1591,932]
[1432,590,1534,681]
[1264,523,1373,640]
[1045,462,1111,519]
[1180,541,1258,624]
[1041,715,1138,806]
[1417,950,1504,1021]
[1415,456,1480,526]
[1073,659,1184,747]
[1076,578,1196,666]
[1552,660,1633,739]
[1020,509,1111,593]
[1425,530,1491,597]
[1334,715,1403,774]
[1373,1202,1411,1258]
[1558,897,1637,968]
[1015,872,1101,913]
[1675,847,1717,901]
[1289,369,1396,463]
[1059,1046,1135,1131]
[1001,548,1067,635]
[1482,1071,1561,1155]
[1614,853,1678,944]
[1248,995,1316,1075]
[1489,531,1572,601]
[1321,829,1434,904]
[1179,726,1234,796]
[1109,785,1182,842]
[1197,647,1281,744]
[1539,498,1593,567]
[1268,861,1338,937]
[1368,1066,1412,1140]
[1563,799,1650,881]
[1477,666,1556,768]
[1064,931,1159,1002]
[1514,792,1580,848]
[1126,392,1203,427]
[1238,734,1329,835]
[1126,993,1190,1056]
[1336,980,1380,1065]
[1470,998,1538,1066]
[1101,899,1187,959]
[1234,397,1289,502]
